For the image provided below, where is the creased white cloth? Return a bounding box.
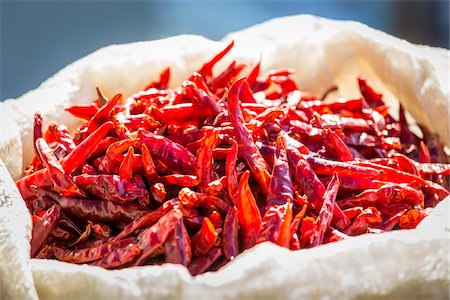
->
[0,15,449,300]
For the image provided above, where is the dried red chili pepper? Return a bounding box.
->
[30,205,61,257]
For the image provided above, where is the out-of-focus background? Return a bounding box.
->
[1,0,449,100]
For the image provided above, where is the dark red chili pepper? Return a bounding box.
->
[73,174,148,203]
[138,130,196,174]
[32,187,147,223]
[31,205,61,257]
[228,78,271,195]
[53,237,135,263]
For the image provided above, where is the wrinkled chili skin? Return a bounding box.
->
[18,41,450,275]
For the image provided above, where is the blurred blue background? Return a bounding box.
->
[1,0,449,100]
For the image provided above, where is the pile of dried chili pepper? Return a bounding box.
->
[17,41,450,275]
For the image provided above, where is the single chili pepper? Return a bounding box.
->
[191,40,234,81]
[53,237,135,264]
[73,174,148,203]
[222,206,239,260]
[195,126,218,192]
[60,121,114,174]
[258,199,293,247]
[358,76,384,108]
[164,217,192,266]
[310,173,339,247]
[87,93,122,134]
[138,130,196,174]
[236,170,261,250]
[119,146,134,180]
[188,247,223,276]
[30,205,61,257]
[228,78,271,195]
[35,138,85,198]
[266,135,294,208]
[32,187,148,223]
[225,140,239,205]
[65,103,99,121]
[191,217,218,257]
[337,183,424,210]
[92,243,142,269]
[133,209,183,265]
[419,141,431,163]
[322,129,354,162]
[141,144,160,183]
[161,174,199,187]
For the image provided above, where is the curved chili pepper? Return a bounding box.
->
[138,130,196,174]
[191,40,234,80]
[60,121,114,174]
[141,144,160,183]
[119,146,134,180]
[32,187,148,223]
[310,173,339,247]
[195,126,218,192]
[337,183,424,209]
[31,205,61,257]
[237,170,261,250]
[73,174,148,203]
[322,129,354,162]
[35,138,85,198]
[87,93,122,134]
[266,135,294,208]
[228,78,271,195]
[92,243,141,269]
[222,206,239,260]
[65,103,99,121]
[225,140,239,205]
[53,237,135,263]
[161,174,199,187]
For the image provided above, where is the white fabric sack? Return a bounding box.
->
[0,15,449,300]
